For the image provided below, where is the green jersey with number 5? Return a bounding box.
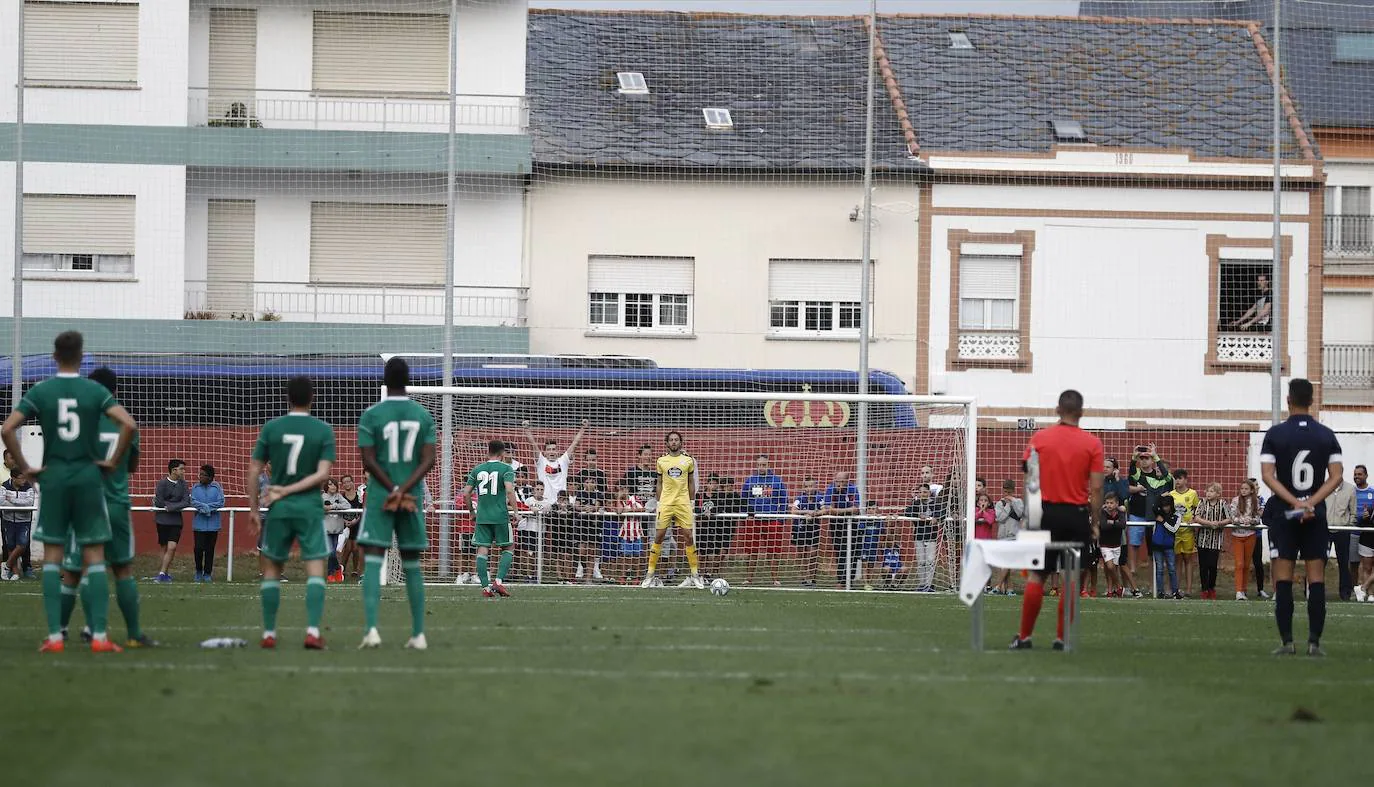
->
[467,460,514,525]
[16,374,116,474]
[357,397,436,503]
[252,413,337,518]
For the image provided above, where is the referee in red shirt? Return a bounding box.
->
[1011,390,1105,651]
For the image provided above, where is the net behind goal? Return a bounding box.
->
[385,386,976,592]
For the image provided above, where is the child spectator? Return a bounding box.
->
[1192,482,1230,600]
[322,478,351,583]
[881,547,905,590]
[1151,495,1181,599]
[1,470,36,581]
[1169,469,1200,598]
[1099,492,1132,597]
[1230,480,1262,600]
[790,477,825,588]
[1079,536,1100,598]
[517,481,547,582]
[973,492,997,540]
[993,479,1024,595]
[903,484,939,593]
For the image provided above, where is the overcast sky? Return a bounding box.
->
[530,0,1082,15]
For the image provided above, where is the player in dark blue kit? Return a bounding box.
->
[1259,379,1344,657]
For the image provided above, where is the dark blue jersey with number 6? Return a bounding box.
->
[1259,415,1343,515]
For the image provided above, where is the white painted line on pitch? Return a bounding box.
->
[41,660,1134,685]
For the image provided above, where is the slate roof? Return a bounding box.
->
[1082,0,1374,128]
[526,11,922,172]
[877,15,1311,159]
[526,11,1316,168]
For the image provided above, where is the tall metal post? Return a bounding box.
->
[12,6,24,408]
[850,0,878,591]
[437,0,458,576]
[1271,0,1283,424]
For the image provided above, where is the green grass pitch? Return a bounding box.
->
[2,580,1372,786]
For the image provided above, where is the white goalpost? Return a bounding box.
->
[384,386,977,592]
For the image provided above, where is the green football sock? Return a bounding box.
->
[362,554,383,632]
[260,579,281,632]
[496,550,514,581]
[115,576,142,640]
[305,576,326,629]
[41,564,63,637]
[82,564,110,637]
[403,560,425,637]
[59,581,79,629]
[476,555,490,587]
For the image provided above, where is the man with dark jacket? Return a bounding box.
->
[154,459,191,583]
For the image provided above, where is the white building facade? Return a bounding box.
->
[0,0,530,326]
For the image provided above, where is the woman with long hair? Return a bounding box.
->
[1230,479,1262,601]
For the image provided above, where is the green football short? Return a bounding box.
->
[259,515,328,563]
[32,465,111,548]
[61,501,133,571]
[357,504,427,553]
[473,521,513,548]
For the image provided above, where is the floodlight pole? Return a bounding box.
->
[853,0,878,592]
[1271,0,1283,425]
[438,0,458,577]
[11,5,24,408]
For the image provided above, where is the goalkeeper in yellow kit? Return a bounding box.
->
[640,431,704,589]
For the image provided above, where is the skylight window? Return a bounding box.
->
[1050,119,1087,142]
[949,31,973,50]
[1335,33,1374,62]
[617,71,648,94]
[703,107,733,129]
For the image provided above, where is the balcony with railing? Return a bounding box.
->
[1324,214,1374,258]
[1324,343,1374,404]
[184,280,527,327]
[188,89,528,135]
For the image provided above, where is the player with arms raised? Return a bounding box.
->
[356,358,436,650]
[247,376,336,650]
[0,331,137,653]
[58,367,155,648]
[462,440,522,599]
[641,431,704,589]
[1259,378,1344,656]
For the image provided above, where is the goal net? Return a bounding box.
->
[386,385,976,592]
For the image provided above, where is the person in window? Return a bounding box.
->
[1230,272,1272,332]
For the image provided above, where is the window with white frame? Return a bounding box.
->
[23,1,139,86]
[587,257,693,333]
[958,255,1019,331]
[1325,185,1372,255]
[768,259,869,337]
[22,195,135,276]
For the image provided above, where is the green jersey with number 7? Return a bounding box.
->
[252,413,337,518]
[357,397,437,501]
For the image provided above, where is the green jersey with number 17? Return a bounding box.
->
[16,374,116,473]
[467,460,515,525]
[357,397,436,502]
[97,412,140,505]
[252,412,337,518]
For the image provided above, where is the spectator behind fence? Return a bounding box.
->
[1169,470,1199,598]
[741,454,788,587]
[903,484,939,593]
[1356,465,1374,602]
[1230,272,1272,332]
[973,492,997,541]
[337,474,364,581]
[154,459,191,583]
[1151,495,1181,599]
[1230,480,1263,600]
[1192,482,1230,600]
[992,479,1024,595]
[823,471,860,589]
[1,469,36,581]
[1128,445,1173,586]
[1099,493,1130,597]
[791,477,825,588]
[190,464,224,583]
[322,478,351,584]
[1327,471,1357,601]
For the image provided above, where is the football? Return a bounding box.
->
[710,578,730,596]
